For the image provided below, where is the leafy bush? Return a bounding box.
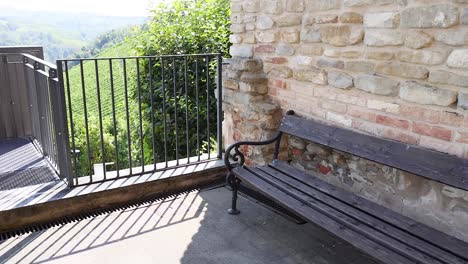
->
[68,0,230,177]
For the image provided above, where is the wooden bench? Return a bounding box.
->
[224,110,468,264]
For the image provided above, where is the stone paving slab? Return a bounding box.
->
[0,187,377,264]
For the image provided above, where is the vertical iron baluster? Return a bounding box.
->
[80,60,93,182]
[184,57,189,164]
[109,59,119,178]
[149,58,156,168]
[95,60,106,179]
[195,57,200,161]
[161,58,168,168]
[216,54,223,159]
[206,55,210,159]
[136,58,144,173]
[64,61,78,185]
[173,57,179,165]
[123,59,132,175]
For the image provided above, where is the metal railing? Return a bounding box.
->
[57,54,223,186]
[0,53,72,180]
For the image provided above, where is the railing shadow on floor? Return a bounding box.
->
[0,190,207,264]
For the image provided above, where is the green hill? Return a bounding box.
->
[65,41,138,121]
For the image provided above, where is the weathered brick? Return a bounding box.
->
[307,0,340,11]
[347,105,376,121]
[286,0,305,12]
[229,34,242,44]
[339,12,363,24]
[243,1,260,13]
[316,14,338,24]
[223,79,239,90]
[344,61,375,73]
[256,15,275,30]
[401,5,459,28]
[281,29,300,43]
[434,30,467,46]
[399,81,457,106]
[341,50,362,59]
[400,105,440,124]
[276,14,302,27]
[230,58,263,71]
[320,100,347,113]
[397,50,447,65]
[377,115,410,130]
[268,67,293,79]
[404,31,433,49]
[375,62,428,79]
[365,30,403,46]
[230,24,245,33]
[364,12,400,28]
[256,31,278,43]
[327,112,353,127]
[255,44,275,53]
[297,45,323,56]
[440,111,464,127]
[230,45,253,58]
[320,25,364,46]
[366,50,394,60]
[458,92,468,110]
[456,131,468,144]
[328,71,354,89]
[264,0,283,14]
[429,70,468,87]
[293,67,327,85]
[355,74,399,96]
[300,27,321,43]
[367,100,400,114]
[276,43,295,56]
[412,122,452,141]
[447,49,468,70]
[317,58,345,69]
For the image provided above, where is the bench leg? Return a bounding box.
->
[227,173,241,215]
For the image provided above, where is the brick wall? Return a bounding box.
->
[225,0,468,241]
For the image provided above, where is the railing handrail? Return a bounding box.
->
[0,53,57,69]
[57,53,222,62]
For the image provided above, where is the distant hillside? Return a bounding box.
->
[0,8,146,61]
[66,41,138,120]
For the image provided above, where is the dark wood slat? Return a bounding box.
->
[272,160,468,261]
[233,167,415,264]
[257,165,466,264]
[247,167,447,264]
[279,115,468,190]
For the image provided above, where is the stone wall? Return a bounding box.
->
[225,0,468,241]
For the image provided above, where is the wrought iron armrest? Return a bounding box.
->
[224,132,282,171]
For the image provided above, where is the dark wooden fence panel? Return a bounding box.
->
[0,47,44,139]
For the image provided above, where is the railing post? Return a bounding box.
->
[216,54,223,159]
[50,63,73,186]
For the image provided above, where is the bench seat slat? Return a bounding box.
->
[279,115,468,190]
[247,167,451,264]
[256,165,466,264]
[232,166,416,264]
[271,160,468,261]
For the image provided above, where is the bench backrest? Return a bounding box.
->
[279,113,468,191]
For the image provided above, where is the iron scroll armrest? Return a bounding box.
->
[224,132,282,171]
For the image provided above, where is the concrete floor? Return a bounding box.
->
[0,187,377,264]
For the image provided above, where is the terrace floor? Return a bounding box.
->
[0,138,59,192]
[0,186,377,264]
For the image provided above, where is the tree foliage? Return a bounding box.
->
[69,0,230,177]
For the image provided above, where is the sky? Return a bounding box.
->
[0,0,157,17]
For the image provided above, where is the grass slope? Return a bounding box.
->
[65,41,138,122]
